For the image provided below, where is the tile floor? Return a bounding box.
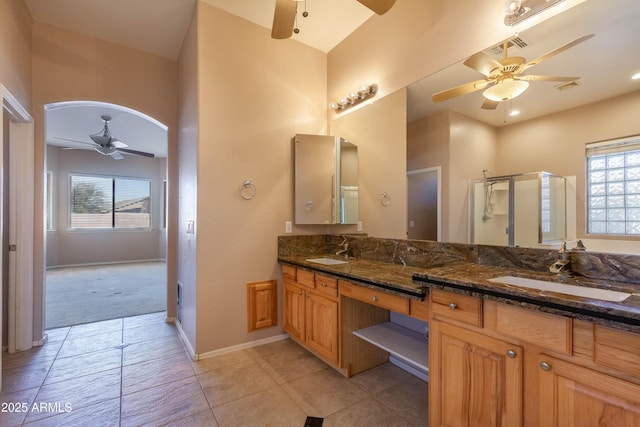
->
[0,312,428,426]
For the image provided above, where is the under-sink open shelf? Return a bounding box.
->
[353,322,429,373]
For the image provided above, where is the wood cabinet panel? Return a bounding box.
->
[538,354,640,427]
[283,281,305,342]
[282,264,297,282]
[315,274,338,299]
[430,320,523,427]
[594,325,640,377]
[339,280,409,314]
[495,303,571,355]
[431,288,482,327]
[247,280,277,332]
[409,298,430,321]
[305,293,339,364]
[297,269,315,289]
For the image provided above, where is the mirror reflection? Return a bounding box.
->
[403,0,640,252]
[294,134,359,225]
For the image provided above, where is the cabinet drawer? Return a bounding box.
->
[431,289,482,327]
[297,269,315,289]
[340,281,409,314]
[315,274,338,298]
[282,264,296,282]
[410,298,430,321]
[495,303,571,354]
[594,325,640,377]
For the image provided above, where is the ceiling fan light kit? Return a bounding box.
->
[483,78,529,102]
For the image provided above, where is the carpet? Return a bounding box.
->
[46,261,167,329]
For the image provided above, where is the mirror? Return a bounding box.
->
[294,134,359,224]
[331,0,640,253]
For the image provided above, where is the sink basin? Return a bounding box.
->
[305,257,349,265]
[488,276,631,302]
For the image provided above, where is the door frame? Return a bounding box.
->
[2,84,35,358]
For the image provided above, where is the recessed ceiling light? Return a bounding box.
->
[632,72,640,80]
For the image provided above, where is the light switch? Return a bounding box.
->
[285,221,292,233]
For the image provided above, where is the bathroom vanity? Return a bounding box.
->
[279,234,640,427]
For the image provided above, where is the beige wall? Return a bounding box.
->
[46,146,167,267]
[181,2,327,354]
[330,89,408,239]
[0,0,32,111]
[31,21,179,340]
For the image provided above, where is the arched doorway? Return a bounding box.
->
[43,101,168,328]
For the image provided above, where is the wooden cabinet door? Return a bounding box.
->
[305,292,339,365]
[430,321,523,427]
[538,354,640,427]
[283,282,305,342]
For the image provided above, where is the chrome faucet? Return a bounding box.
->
[549,241,571,275]
[335,238,349,259]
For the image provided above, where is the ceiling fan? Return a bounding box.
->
[432,34,594,110]
[55,115,155,160]
[271,0,396,39]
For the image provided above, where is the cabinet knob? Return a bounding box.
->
[506,350,517,359]
[305,293,310,298]
[298,290,303,296]
[372,296,378,302]
[540,361,551,371]
[448,302,457,310]
[321,282,327,287]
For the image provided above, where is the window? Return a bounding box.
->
[70,174,151,229]
[46,171,54,231]
[586,136,640,235]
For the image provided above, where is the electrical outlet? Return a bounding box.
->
[285,221,292,233]
[357,221,362,232]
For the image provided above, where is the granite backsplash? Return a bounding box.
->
[278,235,640,285]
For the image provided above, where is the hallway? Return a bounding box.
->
[0,313,428,426]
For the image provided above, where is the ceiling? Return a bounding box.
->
[407,0,640,126]
[25,0,375,159]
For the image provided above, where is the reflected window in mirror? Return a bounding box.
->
[587,135,640,235]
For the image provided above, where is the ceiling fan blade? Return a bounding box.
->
[112,140,128,148]
[481,99,499,110]
[110,151,124,160]
[516,75,580,82]
[524,34,594,69]
[432,79,489,103]
[271,0,297,39]
[119,148,155,158]
[53,136,96,146]
[356,0,396,15]
[464,52,502,77]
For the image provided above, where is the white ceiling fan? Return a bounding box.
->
[431,34,594,110]
[271,0,396,39]
[55,115,155,160]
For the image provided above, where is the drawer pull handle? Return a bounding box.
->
[372,296,378,302]
[540,362,551,371]
[506,350,517,359]
[321,282,327,287]
[448,302,457,310]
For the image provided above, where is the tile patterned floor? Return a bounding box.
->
[1,313,428,426]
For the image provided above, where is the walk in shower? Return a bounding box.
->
[469,171,567,247]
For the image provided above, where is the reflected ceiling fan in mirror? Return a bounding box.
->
[271,0,396,39]
[55,115,155,160]
[432,34,594,110]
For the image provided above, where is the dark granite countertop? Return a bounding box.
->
[413,262,640,333]
[278,255,428,299]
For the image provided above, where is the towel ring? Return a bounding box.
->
[381,192,391,206]
[240,180,257,200]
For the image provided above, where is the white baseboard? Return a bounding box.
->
[46,259,166,270]
[175,320,197,361]
[197,334,289,360]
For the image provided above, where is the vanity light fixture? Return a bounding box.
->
[330,84,378,111]
[483,78,529,102]
[504,0,566,26]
